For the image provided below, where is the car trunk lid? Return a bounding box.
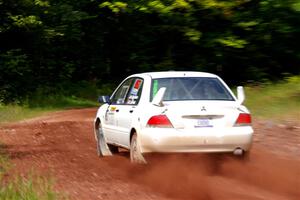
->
[163,101,240,129]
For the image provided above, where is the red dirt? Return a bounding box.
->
[0,108,299,200]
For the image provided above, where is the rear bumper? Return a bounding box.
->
[139,127,253,153]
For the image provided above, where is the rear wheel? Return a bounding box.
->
[95,121,113,156]
[130,133,146,164]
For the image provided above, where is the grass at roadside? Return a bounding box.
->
[244,76,300,121]
[0,174,61,200]
[0,95,98,123]
[0,105,50,123]
[0,81,111,123]
[0,151,64,200]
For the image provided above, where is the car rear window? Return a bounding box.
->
[151,77,234,101]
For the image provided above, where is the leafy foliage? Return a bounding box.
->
[0,0,300,102]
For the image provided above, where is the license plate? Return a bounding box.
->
[194,119,213,128]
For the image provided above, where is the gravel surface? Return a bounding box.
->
[0,108,299,200]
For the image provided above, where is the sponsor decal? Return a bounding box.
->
[152,80,158,97]
[130,79,143,96]
[134,79,142,89]
[110,106,117,111]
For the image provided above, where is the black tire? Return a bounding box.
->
[130,133,146,164]
[95,121,113,156]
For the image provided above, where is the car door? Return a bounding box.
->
[104,78,134,144]
[113,77,144,147]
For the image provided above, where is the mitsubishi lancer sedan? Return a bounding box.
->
[94,71,253,163]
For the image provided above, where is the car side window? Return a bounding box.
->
[125,78,143,105]
[110,78,133,105]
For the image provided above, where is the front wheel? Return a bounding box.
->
[130,133,146,164]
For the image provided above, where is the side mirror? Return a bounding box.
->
[152,87,166,107]
[98,95,111,104]
[237,86,245,104]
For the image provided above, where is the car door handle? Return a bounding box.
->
[116,109,119,112]
[129,110,134,113]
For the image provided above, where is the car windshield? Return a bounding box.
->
[151,77,234,101]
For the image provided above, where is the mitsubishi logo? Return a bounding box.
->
[201,106,206,111]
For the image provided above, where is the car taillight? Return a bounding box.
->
[235,113,252,126]
[147,115,173,128]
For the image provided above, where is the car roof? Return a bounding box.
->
[131,71,218,79]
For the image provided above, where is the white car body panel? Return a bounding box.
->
[111,104,135,145]
[94,71,254,155]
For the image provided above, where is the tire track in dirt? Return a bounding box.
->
[0,108,299,200]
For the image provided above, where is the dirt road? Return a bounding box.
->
[0,108,299,200]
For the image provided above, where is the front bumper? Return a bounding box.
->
[139,126,253,153]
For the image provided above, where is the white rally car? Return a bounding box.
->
[94,71,253,163]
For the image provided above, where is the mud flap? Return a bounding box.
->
[96,126,113,156]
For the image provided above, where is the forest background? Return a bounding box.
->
[1,0,300,103]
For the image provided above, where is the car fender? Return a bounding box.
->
[94,104,109,140]
[128,104,168,147]
[128,111,143,146]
